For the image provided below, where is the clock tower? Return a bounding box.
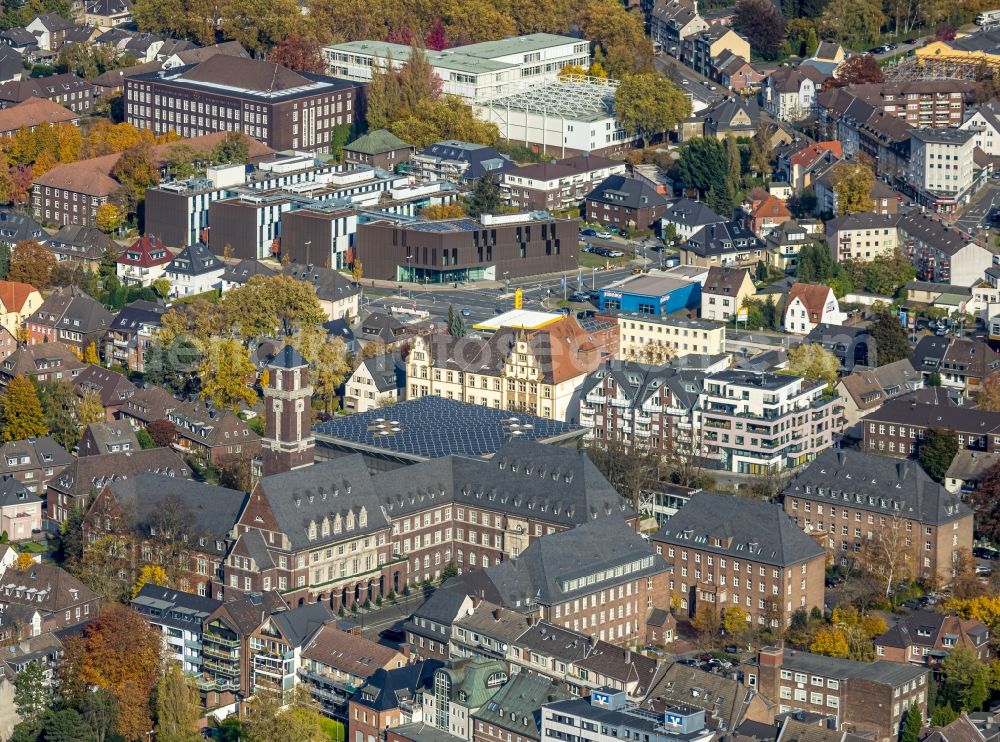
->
[261,345,314,476]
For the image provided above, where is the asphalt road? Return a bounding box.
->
[872,36,927,59]
[653,53,728,109]
[954,181,1000,236]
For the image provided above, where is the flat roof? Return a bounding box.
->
[312,396,584,461]
[477,77,619,122]
[604,274,694,297]
[473,309,564,331]
[606,311,719,330]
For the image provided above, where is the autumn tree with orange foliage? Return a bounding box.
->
[8,240,55,290]
[60,604,163,741]
[270,34,325,73]
[420,202,466,219]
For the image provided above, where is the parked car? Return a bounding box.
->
[582,244,595,253]
[974,546,1000,560]
[569,291,590,302]
[461,307,471,317]
[606,249,625,257]
[885,42,898,50]
[597,230,613,239]
[904,38,917,44]
[869,45,887,53]
[580,228,597,237]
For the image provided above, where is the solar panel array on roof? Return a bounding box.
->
[408,219,482,233]
[312,396,580,458]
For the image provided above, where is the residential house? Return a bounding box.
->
[502,155,626,212]
[749,646,929,742]
[103,300,166,373]
[0,97,77,136]
[0,474,41,540]
[585,175,669,230]
[911,335,1000,395]
[344,353,405,413]
[824,212,901,264]
[245,602,334,704]
[653,491,825,627]
[907,128,978,212]
[77,422,140,457]
[282,263,360,322]
[163,243,223,297]
[0,561,99,632]
[814,163,901,219]
[777,141,842,193]
[898,213,993,286]
[765,220,812,273]
[130,584,222,675]
[349,661,443,742]
[804,323,872,372]
[700,369,841,473]
[660,198,726,242]
[166,400,261,465]
[84,0,133,28]
[0,28,38,58]
[405,588,474,661]
[0,280,41,336]
[680,27,751,80]
[83,472,247,598]
[355,310,412,350]
[0,211,44,253]
[342,129,414,170]
[718,56,764,94]
[471,674,572,742]
[701,266,754,322]
[783,283,845,335]
[419,657,509,740]
[46,225,119,271]
[741,187,792,239]
[700,95,760,140]
[300,624,408,722]
[26,285,113,356]
[73,365,137,420]
[0,343,84,386]
[0,437,71,495]
[116,234,173,286]
[649,0,708,53]
[763,67,825,122]
[0,73,94,113]
[24,14,76,51]
[0,47,24,85]
[961,100,1000,157]
[835,359,923,426]
[944,450,1000,495]
[783,448,973,586]
[874,610,990,667]
[606,313,725,361]
[115,384,176,429]
[45,446,189,523]
[679,221,763,269]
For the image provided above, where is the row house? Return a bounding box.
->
[610,313,726,362]
[472,674,571,742]
[0,341,84,387]
[824,212,900,264]
[0,561,100,634]
[300,623,409,722]
[0,436,71,495]
[862,394,1000,457]
[82,472,247,598]
[911,335,1000,396]
[897,214,992,287]
[578,361,707,456]
[27,285,113,357]
[783,448,973,587]
[835,359,923,426]
[348,660,443,742]
[649,0,708,53]
[73,366,137,421]
[653,491,825,629]
[166,400,261,465]
[452,516,670,647]
[407,316,618,422]
[749,647,929,742]
[227,439,638,610]
[679,27,751,81]
[875,609,990,667]
[699,369,841,474]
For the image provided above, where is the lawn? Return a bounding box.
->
[578,250,632,269]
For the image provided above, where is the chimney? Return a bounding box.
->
[472,594,482,609]
[758,646,783,669]
[401,644,411,658]
[492,607,503,621]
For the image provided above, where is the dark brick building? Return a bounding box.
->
[124,56,363,153]
[356,213,576,283]
[261,345,315,476]
[862,395,1000,457]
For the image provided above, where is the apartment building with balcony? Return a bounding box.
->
[578,361,709,455]
[825,212,901,264]
[130,584,222,675]
[782,449,973,586]
[700,369,841,474]
[897,213,992,286]
[610,313,725,363]
[749,647,929,742]
[502,155,625,211]
[906,128,978,213]
[116,234,173,287]
[349,660,443,742]
[652,492,826,628]
[247,601,333,705]
[103,300,166,374]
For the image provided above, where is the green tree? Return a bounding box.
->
[76,388,107,428]
[398,43,442,116]
[931,704,959,727]
[37,708,93,742]
[111,144,159,217]
[467,171,503,218]
[868,311,911,366]
[0,376,48,442]
[942,646,991,711]
[366,56,402,131]
[388,96,499,149]
[795,242,835,283]
[786,343,839,389]
[613,72,691,146]
[901,705,923,742]
[198,338,257,412]
[576,0,654,78]
[919,427,959,483]
[137,428,156,449]
[220,273,327,338]
[447,305,467,337]
[14,662,51,724]
[219,0,304,57]
[155,663,202,742]
[36,380,79,449]
[677,138,731,208]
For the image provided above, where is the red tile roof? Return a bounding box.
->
[0,280,38,314]
[787,282,834,318]
[118,235,172,268]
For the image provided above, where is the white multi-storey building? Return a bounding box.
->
[323,34,590,103]
[907,128,977,211]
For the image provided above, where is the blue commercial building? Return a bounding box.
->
[598,274,700,315]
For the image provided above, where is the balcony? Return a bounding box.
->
[203,633,240,648]
[586,393,606,404]
[704,419,731,429]
[202,658,240,677]
[203,644,239,661]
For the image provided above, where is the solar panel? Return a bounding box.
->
[312,397,581,459]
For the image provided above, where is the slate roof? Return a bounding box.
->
[703,266,751,297]
[406,586,471,642]
[356,310,408,343]
[0,210,45,247]
[824,212,899,235]
[685,221,760,257]
[417,141,514,181]
[837,359,921,411]
[897,213,978,256]
[73,365,136,408]
[0,73,92,105]
[344,129,412,156]
[510,154,620,182]
[130,584,222,632]
[281,262,359,304]
[30,285,113,337]
[353,659,444,712]
[0,343,85,378]
[0,563,98,616]
[359,352,405,393]
[78,422,140,457]
[269,601,333,648]
[269,344,307,370]
[49,447,188,499]
[945,450,1000,483]
[473,673,571,738]
[656,491,826,567]
[109,299,167,334]
[166,242,221,276]
[587,175,668,210]
[370,438,634,526]
[783,448,970,526]
[876,609,988,652]
[644,661,763,732]
[105,472,246,555]
[455,516,663,607]
[911,335,1000,379]
[574,640,659,693]
[578,361,705,413]
[47,224,118,263]
[0,473,38,509]
[221,258,273,286]
[662,198,726,230]
[0,437,71,477]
